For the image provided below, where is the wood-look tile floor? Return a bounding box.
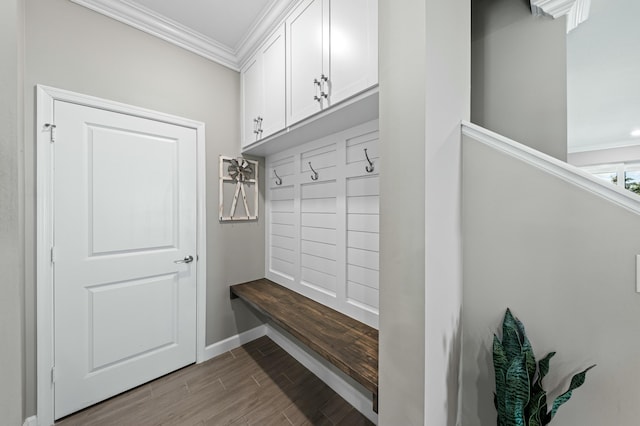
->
[55,336,374,426]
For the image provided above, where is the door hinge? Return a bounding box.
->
[51,366,56,384]
[50,246,56,264]
[44,123,57,143]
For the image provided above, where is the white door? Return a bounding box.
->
[328,0,378,106]
[53,100,198,419]
[242,54,263,148]
[286,0,329,124]
[260,24,286,139]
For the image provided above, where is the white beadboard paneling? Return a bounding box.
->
[271,223,295,239]
[301,213,337,229]
[347,281,379,312]
[301,240,337,261]
[347,231,379,252]
[271,212,296,225]
[271,199,294,213]
[270,185,295,200]
[347,195,379,215]
[271,156,295,174]
[301,197,337,213]
[271,258,295,278]
[301,226,337,245]
[347,214,379,233]
[265,120,380,329]
[346,132,379,164]
[347,264,379,289]
[301,253,337,275]
[301,144,337,171]
[271,246,295,263]
[347,176,379,197]
[302,180,337,199]
[347,247,379,271]
[301,267,337,294]
[271,234,296,251]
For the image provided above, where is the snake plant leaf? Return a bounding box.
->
[527,351,555,423]
[550,364,596,419]
[515,316,537,383]
[527,387,548,426]
[493,334,508,425]
[504,353,530,426]
[502,309,523,363]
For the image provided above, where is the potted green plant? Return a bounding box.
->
[493,308,595,426]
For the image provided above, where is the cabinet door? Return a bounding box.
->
[327,0,378,106]
[260,26,286,139]
[241,55,262,148]
[286,0,329,125]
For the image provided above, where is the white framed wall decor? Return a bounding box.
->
[219,156,259,221]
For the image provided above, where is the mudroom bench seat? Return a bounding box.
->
[230,278,379,412]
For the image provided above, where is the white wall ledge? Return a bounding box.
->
[462,121,640,216]
[530,0,591,32]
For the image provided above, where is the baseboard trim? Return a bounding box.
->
[265,324,378,424]
[202,325,267,361]
[23,416,37,426]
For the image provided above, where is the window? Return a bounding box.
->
[582,162,640,195]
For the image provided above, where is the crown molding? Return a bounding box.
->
[530,0,591,32]
[236,0,299,69]
[70,0,297,71]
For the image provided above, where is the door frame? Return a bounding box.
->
[36,85,208,426]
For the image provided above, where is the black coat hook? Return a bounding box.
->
[309,162,319,181]
[273,169,282,186]
[364,148,374,173]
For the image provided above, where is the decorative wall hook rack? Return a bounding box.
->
[274,169,282,186]
[364,148,375,173]
[309,162,319,181]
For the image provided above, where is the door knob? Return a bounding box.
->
[174,255,194,264]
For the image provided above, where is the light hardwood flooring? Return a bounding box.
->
[55,336,374,426]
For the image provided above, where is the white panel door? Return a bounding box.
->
[328,0,378,106]
[53,100,197,419]
[242,54,262,148]
[286,0,329,124]
[261,25,286,139]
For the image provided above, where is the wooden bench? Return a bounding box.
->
[230,278,379,412]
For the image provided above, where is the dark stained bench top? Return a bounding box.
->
[230,278,378,411]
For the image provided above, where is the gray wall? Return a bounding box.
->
[461,135,640,425]
[0,0,25,423]
[379,0,426,420]
[23,0,264,417]
[471,0,568,160]
[379,0,469,423]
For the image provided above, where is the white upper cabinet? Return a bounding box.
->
[241,25,286,148]
[286,0,378,125]
[286,0,329,125]
[241,0,378,153]
[327,0,378,106]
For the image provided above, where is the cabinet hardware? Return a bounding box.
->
[364,148,375,173]
[308,162,319,181]
[313,78,324,103]
[274,169,282,186]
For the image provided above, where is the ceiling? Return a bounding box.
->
[70,0,298,70]
[567,0,640,153]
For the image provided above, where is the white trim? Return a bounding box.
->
[265,324,378,425]
[22,416,37,426]
[36,85,207,426]
[203,325,268,361]
[69,0,299,71]
[530,0,591,32]
[461,121,640,216]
